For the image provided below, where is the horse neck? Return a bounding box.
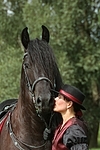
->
[11,90,45,143]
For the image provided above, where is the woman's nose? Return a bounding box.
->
[55,97,58,101]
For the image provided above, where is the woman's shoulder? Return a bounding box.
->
[63,123,88,148]
[64,123,87,136]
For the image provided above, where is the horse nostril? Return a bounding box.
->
[37,96,42,105]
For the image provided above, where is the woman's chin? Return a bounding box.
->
[53,107,58,112]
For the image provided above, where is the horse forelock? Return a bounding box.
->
[28,38,57,81]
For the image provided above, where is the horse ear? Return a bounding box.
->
[42,25,50,43]
[21,27,30,49]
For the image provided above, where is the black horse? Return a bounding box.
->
[0,25,62,150]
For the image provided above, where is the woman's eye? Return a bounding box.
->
[58,96,62,99]
[58,95,63,99]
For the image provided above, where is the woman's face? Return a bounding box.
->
[53,94,68,113]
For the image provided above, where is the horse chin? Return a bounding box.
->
[37,106,52,115]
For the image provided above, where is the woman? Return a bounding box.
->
[52,84,89,150]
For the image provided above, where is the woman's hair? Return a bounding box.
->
[73,102,81,112]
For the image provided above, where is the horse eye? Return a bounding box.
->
[24,63,30,69]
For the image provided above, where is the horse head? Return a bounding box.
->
[20,25,60,116]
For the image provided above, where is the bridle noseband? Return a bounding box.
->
[32,76,53,93]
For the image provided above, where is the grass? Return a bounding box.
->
[90,146,100,150]
[90,146,100,149]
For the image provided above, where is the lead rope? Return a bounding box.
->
[37,112,54,141]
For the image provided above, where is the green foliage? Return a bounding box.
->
[0,41,23,101]
[0,0,27,47]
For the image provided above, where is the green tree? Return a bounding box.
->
[0,40,22,100]
[0,0,27,47]
[0,0,26,100]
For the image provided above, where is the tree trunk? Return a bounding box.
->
[89,121,99,148]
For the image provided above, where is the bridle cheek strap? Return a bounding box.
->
[23,64,33,93]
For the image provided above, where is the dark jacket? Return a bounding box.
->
[52,117,89,150]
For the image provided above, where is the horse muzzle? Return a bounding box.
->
[33,95,54,114]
